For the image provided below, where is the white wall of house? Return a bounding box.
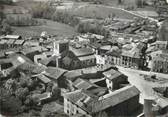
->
[96,55,106,65]
[34,54,47,65]
[64,98,88,116]
[105,78,113,92]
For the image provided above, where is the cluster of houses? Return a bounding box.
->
[0,33,142,117]
[103,18,158,36]
[0,25,168,116]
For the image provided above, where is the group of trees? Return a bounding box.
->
[0,67,61,116]
[31,2,110,37]
[76,20,110,38]
[118,0,145,9]
[0,6,12,35]
[31,2,80,27]
[0,0,13,5]
[6,15,44,27]
[31,2,55,19]
[75,0,103,4]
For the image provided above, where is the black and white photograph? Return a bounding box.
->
[0,0,168,117]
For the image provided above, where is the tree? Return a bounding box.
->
[15,87,29,102]
[0,19,13,35]
[0,6,4,22]
[0,0,13,4]
[118,0,123,4]
[136,0,144,8]
[0,88,22,115]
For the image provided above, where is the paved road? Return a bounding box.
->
[117,66,168,104]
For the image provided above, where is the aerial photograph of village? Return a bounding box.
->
[0,0,168,117]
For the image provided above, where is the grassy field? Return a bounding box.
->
[68,4,141,20]
[12,20,77,38]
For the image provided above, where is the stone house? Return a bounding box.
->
[63,85,140,117]
[148,50,168,73]
[103,69,128,92]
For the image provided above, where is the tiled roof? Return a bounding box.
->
[63,70,82,81]
[36,74,51,84]
[64,85,140,114]
[0,58,11,64]
[91,85,140,113]
[23,41,39,47]
[39,55,57,66]
[44,67,67,80]
[150,50,168,61]
[14,40,25,45]
[155,41,168,45]
[73,78,99,90]
[21,46,42,55]
[6,39,15,44]
[63,89,98,113]
[42,102,63,113]
[103,69,123,80]
[78,55,95,61]
[156,97,168,108]
[70,47,94,57]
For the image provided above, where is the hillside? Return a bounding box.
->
[68,4,141,20]
[12,19,77,38]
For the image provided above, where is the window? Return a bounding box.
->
[37,58,41,62]
[47,55,51,58]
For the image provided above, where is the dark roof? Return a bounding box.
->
[153,87,166,94]
[0,58,11,64]
[70,47,94,57]
[42,102,63,113]
[122,50,141,58]
[21,46,42,55]
[73,78,99,90]
[103,69,123,80]
[78,55,95,61]
[9,54,33,63]
[44,67,67,80]
[39,55,57,66]
[73,78,107,96]
[63,71,82,81]
[63,89,98,113]
[64,85,139,113]
[92,85,140,113]
[9,54,45,74]
[0,51,5,58]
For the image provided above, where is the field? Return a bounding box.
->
[12,20,77,38]
[66,3,142,20]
